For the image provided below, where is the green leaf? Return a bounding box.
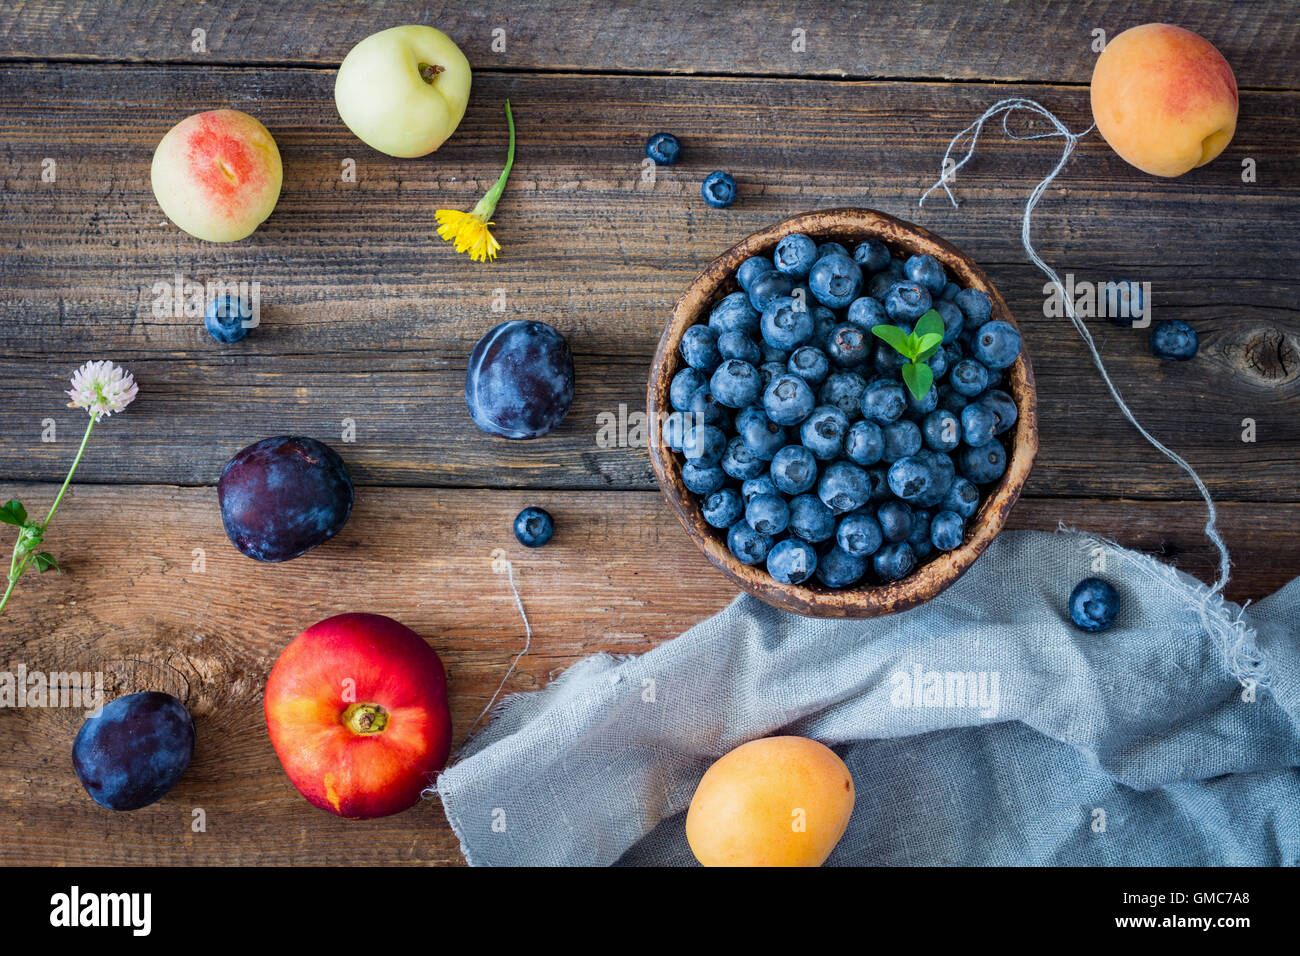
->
[913,309,945,341]
[0,500,26,526]
[916,332,944,354]
[901,361,934,401]
[916,340,944,362]
[871,324,914,358]
[31,552,59,574]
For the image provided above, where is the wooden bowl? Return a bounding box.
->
[647,208,1038,618]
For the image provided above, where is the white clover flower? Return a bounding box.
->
[66,360,139,421]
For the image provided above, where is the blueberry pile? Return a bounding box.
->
[664,234,1023,590]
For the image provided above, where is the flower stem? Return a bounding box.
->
[470,100,515,223]
[0,414,95,616]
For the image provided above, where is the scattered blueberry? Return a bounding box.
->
[514,507,555,547]
[702,170,737,208]
[204,294,253,343]
[645,132,681,165]
[1149,320,1199,361]
[1104,280,1146,327]
[1068,577,1120,632]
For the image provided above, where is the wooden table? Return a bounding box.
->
[0,1,1296,866]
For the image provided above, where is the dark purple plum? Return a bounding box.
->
[218,436,354,562]
[465,320,575,439]
[72,692,195,811]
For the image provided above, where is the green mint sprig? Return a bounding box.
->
[871,308,946,401]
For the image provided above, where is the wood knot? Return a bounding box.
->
[1219,324,1300,388]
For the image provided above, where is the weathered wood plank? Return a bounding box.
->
[0,484,1294,865]
[1,0,1297,89]
[1,67,1297,497]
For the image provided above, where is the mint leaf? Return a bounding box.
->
[31,552,58,574]
[0,500,26,526]
[916,332,944,354]
[916,340,944,362]
[901,361,934,401]
[871,325,914,358]
[913,309,945,341]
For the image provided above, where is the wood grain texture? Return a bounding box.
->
[1,0,1297,88]
[1,66,1297,498]
[0,483,1294,865]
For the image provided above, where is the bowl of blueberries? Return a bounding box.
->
[647,208,1038,617]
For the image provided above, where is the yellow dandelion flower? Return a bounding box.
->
[435,100,515,263]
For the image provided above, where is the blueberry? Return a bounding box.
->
[720,435,767,481]
[907,508,934,560]
[942,476,981,519]
[702,488,744,529]
[884,281,932,323]
[819,371,868,420]
[709,359,762,408]
[746,493,791,535]
[818,460,871,513]
[873,542,917,582]
[825,324,872,368]
[954,288,993,329]
[881,419,923,462]
[680,324,722,371]
[808,307,840,350]
[702,170,737,208]
[915,449,957,507]
[961,403,997,447]
[938,384,971,413]
[760,297,815,351]
[1104,280,1146,327]
[742,476,779,503]
[922,409,960,452]
[737,256,777,292]
[1149,320,1199,361]
[867,272,898,301]
[852,239,892,273]
[662,413,687,451]
[866,467,892,502]
[514,507,555,547]
[925,344,949,380]
[682,459,726,495]
[800,405,851,460]
[836,510,883,558]
[645,132,681,165]
[930,510,965,551]
[670,368,707,411]
[717,329,761,364]
[876,500,913,542]
[808,253,863,309]
[816,241,850,260]
[709,291,761,336]
[682,422,727,463]
[766,538,818,585]
[770,445,818,496]
[885,258,906,277]
[888,453,948,503]
[788,346,830,386]
[1068,577,1121,632]
[72,691,195,811]
[748,271,796,313]
[727,521,774,565]
[816,545,868,588]
[763,373,816,426]
[904,253,947,295]
[905,384,939,417]
[950,358,990,397]
[971,320,1022,370]
[846,296,887,333]
[860,379,907,423]
[687,384,729,427]
[940,281,962,302]
[204,294,253,343]
[735,405,789,460]
[788,494,837,543]
[844,419,885,466]
[762,340,793,364]
[758,361,787,391]
[774,233,818,279]
[959,440,1008,484]
[975,388,1018,434]
[934,299,965,344]
[872,342,910,376]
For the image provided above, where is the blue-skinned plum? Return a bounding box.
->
[465,320,575,439]
[72,692,195,811]
[218,436,354,562]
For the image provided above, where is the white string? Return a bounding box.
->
[920,97,1233,601]
[462,558,533,743]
